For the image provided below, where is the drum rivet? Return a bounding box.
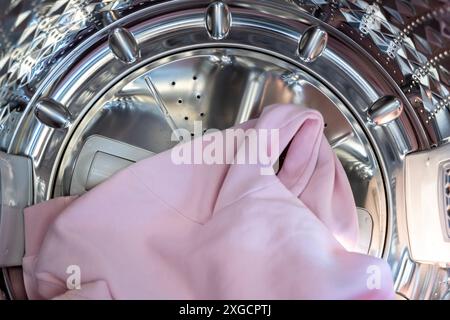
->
[297,25,328,62]
[34,98,72,129]
[108,27,141,64]
[368,96,403,125]
[205,1,232,40]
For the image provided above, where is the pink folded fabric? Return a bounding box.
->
[23,104,394,299]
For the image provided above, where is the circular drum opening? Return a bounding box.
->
[54,48,387,257]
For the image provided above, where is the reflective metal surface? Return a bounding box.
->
[34,98,72,129]
[368,96,403,126]
[205,1,232,40]
[0,0,448,300]
[297,25,328,63]
[108,27,141,64]
[291,0,450,144]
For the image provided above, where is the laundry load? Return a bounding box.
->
[22,104,394,299]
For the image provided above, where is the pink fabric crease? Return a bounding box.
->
[22,104,395,300]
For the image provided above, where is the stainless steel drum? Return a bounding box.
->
[0,0,449,300]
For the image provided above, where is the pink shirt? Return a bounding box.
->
[23,104,394,299]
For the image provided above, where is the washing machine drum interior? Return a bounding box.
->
[0,0,449,300]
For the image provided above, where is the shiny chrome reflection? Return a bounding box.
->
[368,96,403,126]
[108,27,141,64]
[144,76,182,142]
[297,26,328,63]
[34,98,71,129]
[205,1,232,40]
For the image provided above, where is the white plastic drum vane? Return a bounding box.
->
[0,0,449,300]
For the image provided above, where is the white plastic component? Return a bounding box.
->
[356,207,373,254]
[0,152,32,267]
[70,135,154,195]
[85,152,135,190]
[405,143,450,264]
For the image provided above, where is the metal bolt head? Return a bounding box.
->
[34,98,72,129]
[205,1,232,40]
[368,95,403,126]
[109,27,141,64]
[297,25,328,63]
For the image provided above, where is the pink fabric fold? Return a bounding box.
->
[23,104,394,299]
